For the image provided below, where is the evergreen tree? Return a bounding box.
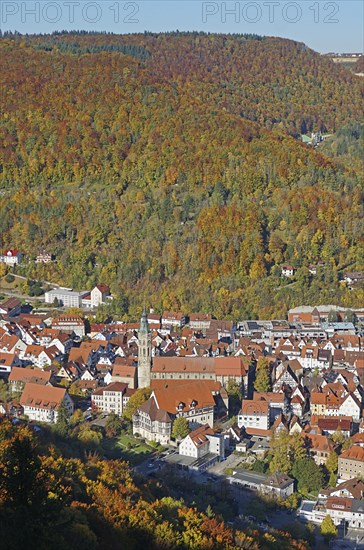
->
[56,401,71,436]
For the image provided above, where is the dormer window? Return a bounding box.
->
[190,399,197,409]
[177,401,185,411]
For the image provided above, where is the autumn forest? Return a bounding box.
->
[0,31,363,319]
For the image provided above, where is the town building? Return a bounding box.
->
[0,352,20,375]
[303,433,335,466]
[299,497,364,530]
[90,284,111,307]
[45,288,88,308]
[151,356,250,395]
[287,305,359,324]
[281,265,296,277]
[132,381,222,444]
[52,315,85,338]
[189,313,212,332]
[20,383,73,423]
[179,424,224,462]
[228,469,294,498]
[35,251,53,264]
[319,478,364,500]
[338,446,364,481]
[0,297,22,317]
[91,382,129,416]
[8,366,52,393]
[237,399,270,434]
[0,250,21,265]
[111,361,137,389]
[161,311,186,329]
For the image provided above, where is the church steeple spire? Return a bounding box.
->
[137,305,152,388]
[140,305,149,334]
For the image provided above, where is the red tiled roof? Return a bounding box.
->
[152,381,216,415]
[3,249,19,256]
[340,446,364,461]
[326,497,353,512]
[95,284,110,293]
[152,356,248,376]
[189,313,212,322]
[0,297,21,312]
[187,424,214,447]
[241,399,269,415]
[92,382,128,396]
[0,352,17,367]
[9,366,51,383]
[151,379,222,393]
[303,433,335,453]
[112,364,136,378]
[20,383,67,410]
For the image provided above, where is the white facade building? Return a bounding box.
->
[0,250,21,265]
[91,382,128,416]
[45,288,88,308]
[20,383,73,423]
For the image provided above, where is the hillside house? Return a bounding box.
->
[281,265,296,277]
[0,250,21,265]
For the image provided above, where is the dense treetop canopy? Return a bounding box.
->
[0,32,363,319]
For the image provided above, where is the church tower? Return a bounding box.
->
[137,306,152,388]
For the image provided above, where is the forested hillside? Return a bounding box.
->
[0,32,363,319]
[0,420,311,550]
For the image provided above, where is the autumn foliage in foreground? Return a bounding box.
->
[0,419,309,550]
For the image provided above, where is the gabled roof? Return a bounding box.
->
[152,381,216,414]
[340,446,364,461]
[9,366,51,384]
[189,313,212,322]
[53,315,84,325]
[303,433,335,453]
[112,364,136,378]
[92,382,128,396]
[20,383,68,410]
[137,396,172,423]
[0,297,21,312]
[329,478,364,499]
[151,379,222,393]
[351,432,364,445]
[162,311,184,321]
[253,391,285,404]
[0,334,20,351]
[94,284,110,293]
[0,352,17,367]
[326,497,353,512]
[24,344,45,357]
[186,424,214,448]
[3,249,19,256]
[263,472,293,489]
[241,399,269,415]
[311,415,352,432]
[310,391,327,405]
[152,356,249,376]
